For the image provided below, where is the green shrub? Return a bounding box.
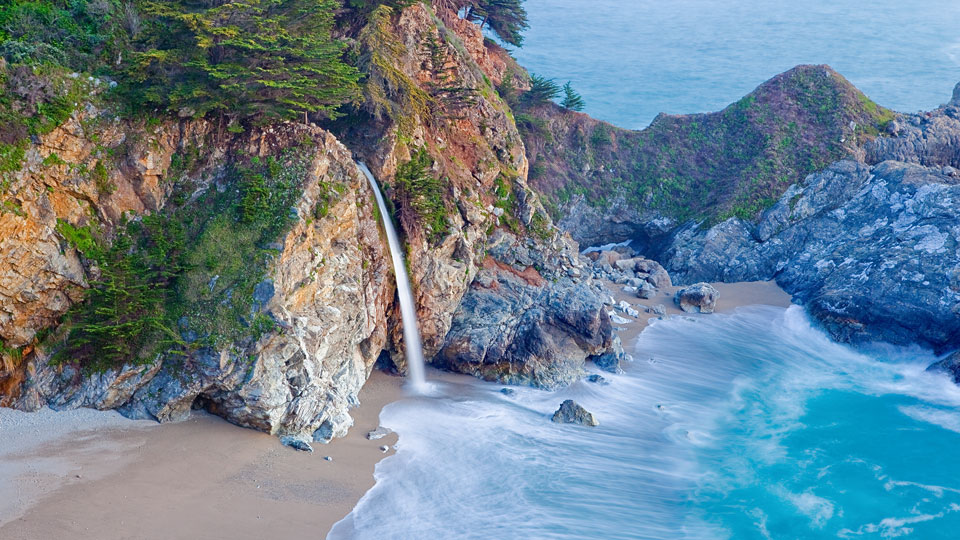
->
[394,148,449,244]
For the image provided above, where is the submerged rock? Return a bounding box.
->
[551,399,599,427]
[674,283,719,314]
[586,374,607,384]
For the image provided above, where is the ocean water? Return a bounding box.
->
[330,306,960,539]
[512,0,960,128]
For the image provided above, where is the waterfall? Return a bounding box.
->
[357,162,428,392]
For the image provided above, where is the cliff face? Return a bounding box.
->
[2,111,395,443]
[0,2,617,444]
[333,3,616,384]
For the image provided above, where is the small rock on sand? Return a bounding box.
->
[366,427,393,440]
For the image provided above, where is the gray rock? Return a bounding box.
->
[500,388,516,396]
[651,304,666,316]
[674,283,719,314]
[637,281,657,299]
[436,229,617,389]
[927,351,960,383]
[586,374,607,384]
[589,334,626,373]
[551,399,599,426]
[252,279,275,311]
[281,436,313,452]
[366,426,393,440]
[657,157,960,352]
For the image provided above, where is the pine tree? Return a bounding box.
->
[126,0,362,122]
[561,81,585,111]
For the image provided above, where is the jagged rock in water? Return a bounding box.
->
[927,352,960,383]
[589,335,627,374]
[586,374,607,384]
[551,399,599,427]
[674,283,719,314]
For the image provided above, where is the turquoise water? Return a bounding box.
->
[513,0,960,128]
[331,307,960,538]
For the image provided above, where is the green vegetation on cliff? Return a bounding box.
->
[55,141,315,372]
[394,148,450,245]
[521,65,896,224]
[0,0,364,126]
[126,0,361,122]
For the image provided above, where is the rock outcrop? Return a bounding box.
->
[523,63,960,356]
[927,351,960,383]
[657,156,960,352]
[674,283,719,314]
[340,3,619,383]
[436,229,616,388]
[523,65,895,249]
[551,399,598,426]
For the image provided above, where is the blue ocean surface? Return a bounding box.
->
[330,307,960,539]
[512,0,960,128]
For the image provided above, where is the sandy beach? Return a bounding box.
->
[602,279,793,347]
[0,370,405,540]
[0,281,791,540]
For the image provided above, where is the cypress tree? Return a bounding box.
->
[561,81,585,111]
[523,74,560,106]
[127,0,362,122]
[465,0,528,47]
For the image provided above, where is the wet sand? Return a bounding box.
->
[0,370,405,540]
[603,279,793,347]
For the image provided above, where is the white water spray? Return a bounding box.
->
[358,162,427,392]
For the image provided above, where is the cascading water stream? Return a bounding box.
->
[357,162,427,392]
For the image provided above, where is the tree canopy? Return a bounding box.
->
[125,0,361,122]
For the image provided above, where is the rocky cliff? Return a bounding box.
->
[0,2,618,445]
[651,92,960,353]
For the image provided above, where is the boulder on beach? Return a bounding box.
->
[551,399,599,426]
[637,281,657,299]
[674,283,719,314]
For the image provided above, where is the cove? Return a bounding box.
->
[331,306,960,539]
